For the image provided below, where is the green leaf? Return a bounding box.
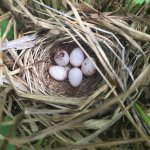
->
[133,0,150,4]
[127,0,150,11]
[130,0,150,4]
[0,115,16,150]
[135,103,150,129]
[0,19,14,40]
[0,116,12,136]
[5,143,15,150]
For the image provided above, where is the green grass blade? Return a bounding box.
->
[127,0,150,11]
[133,0,150,4]
[135,103,150,129]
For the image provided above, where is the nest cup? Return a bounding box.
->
[6,34,104,98]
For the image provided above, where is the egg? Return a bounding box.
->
[49,66,67,81]
[70,47,84,67]
[68,68,83,87]
[54,50,69,66]
[81,57,96,76]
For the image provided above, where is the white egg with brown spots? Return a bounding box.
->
[70,48,84,67]
[54,50,69,66]
[81,57,96,76]
[68,68,83,87]
[49,66,67,81]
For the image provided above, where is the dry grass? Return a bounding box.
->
[0,0,150,149]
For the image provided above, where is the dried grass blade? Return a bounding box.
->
[110,18,150,41]
[1,18,13,42]
[48,137,150,150]
[0,12,11,22]
[18,93,84,105]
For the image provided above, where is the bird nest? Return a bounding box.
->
[4,30,125,103]
[1,0,150,147]
[21,36,103,97]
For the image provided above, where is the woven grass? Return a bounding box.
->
[0,0,150,149]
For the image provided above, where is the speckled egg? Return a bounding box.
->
[68,68,83,87]
[54,50,69,66]
[81,57,96,76]
[70,48,84,67]
[49,66,67,81]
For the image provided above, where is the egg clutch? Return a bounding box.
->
[49,48,96,87]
